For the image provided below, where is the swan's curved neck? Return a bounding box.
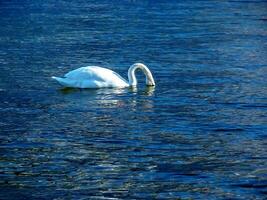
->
[127,63,155,87]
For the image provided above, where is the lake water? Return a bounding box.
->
[0,0,267,199]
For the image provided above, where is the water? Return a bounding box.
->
[0,0,267,199]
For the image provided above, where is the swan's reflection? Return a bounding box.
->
[128,86,155,96]
[144,86,155,96]
[57,86,155,110]
[59,87,128,95]
[59,86,155,96]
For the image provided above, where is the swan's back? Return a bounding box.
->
[54,66,129,88]
[65,66,108,80]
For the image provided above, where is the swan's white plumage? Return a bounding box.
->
[52,63,155,89]
[52,66,129,88]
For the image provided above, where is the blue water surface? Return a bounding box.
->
[0,0,267,199]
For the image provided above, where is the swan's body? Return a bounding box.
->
[52,63,155,88]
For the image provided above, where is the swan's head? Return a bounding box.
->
[128,63,155,87]
[146,74,155,86]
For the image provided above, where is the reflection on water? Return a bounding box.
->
[58,86,154,110]
[0,0,267,199]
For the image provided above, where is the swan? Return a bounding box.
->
[52,63,155,88]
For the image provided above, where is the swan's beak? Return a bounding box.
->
[147,80,155,86]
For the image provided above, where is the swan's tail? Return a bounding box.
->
[51,76,63,82]
[51,76,71,87]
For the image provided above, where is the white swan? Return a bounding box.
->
[52,63,155,88]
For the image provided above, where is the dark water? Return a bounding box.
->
[1,0,267,199]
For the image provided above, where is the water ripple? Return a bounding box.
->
[0,0,267,199]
